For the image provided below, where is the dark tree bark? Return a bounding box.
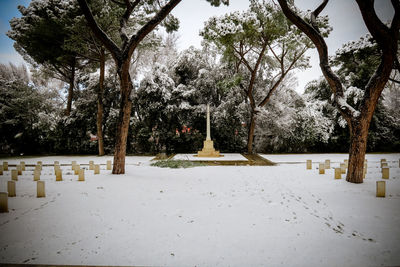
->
[277,0,400,183]
[347,118,369,182]
[243,42,265,154]
[65,57,76,116]
[97,47,105,156]
[112,61,133,174]
[78,0,182,174]
[247,109,257,154]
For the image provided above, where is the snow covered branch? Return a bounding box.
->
[77,0,122,60]
[126,0,182,60]
[277,0,355,120]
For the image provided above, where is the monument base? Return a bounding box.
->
[197,140,221,157]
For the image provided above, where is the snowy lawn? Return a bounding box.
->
[0,154,399,266]
[173,153,248,161]
[260,153,400,165]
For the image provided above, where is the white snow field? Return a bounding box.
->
[173,153,248,161]
[0,153,399,266]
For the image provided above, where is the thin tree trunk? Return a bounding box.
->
[240,43,267,155]
[346,120,369,183]
[65,58,76,116]
[247,110,256,154]
[112,63,133,174]
[97,48,105,156]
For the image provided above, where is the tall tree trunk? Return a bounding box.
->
[346,121,369,183]
[247,110,256,154]
[97,48,105,156]
[240,43,267,155]
[112,62,133,174]
[65,58,76,116]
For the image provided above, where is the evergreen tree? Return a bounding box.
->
[278,0,400,183]
[201,0,323,153]
[8,0,81,116]
[0,63,59,155]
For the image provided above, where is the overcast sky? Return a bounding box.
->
[0,0,395,93]
[171,0,395,92]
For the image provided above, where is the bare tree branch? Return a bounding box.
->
[390,0,400,31]
[247,42,268,109]
[233,45,254,72]
[120,0,141,46]
[268,43,280,63]
[388,77,400,84]
[310,0,328,33]
[395,56,400,71]
[356,0,393,49]
[51,64,68,80]
[109,0,125,6]
[258,45,308,108]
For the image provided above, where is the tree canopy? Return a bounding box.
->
[201,0,326,153]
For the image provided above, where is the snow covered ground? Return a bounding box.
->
[0,154,399,266]
[0,155,153,166]
[261,153,400,165]
[173,153,248,161]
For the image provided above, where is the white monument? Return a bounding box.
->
[197,104,220,157]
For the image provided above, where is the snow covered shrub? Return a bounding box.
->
[212,81,248,152]
[131,48,247,154]
[0,63,59,155]
[52,71,121,154]
[151,159,205,168]
[53,88,98,154]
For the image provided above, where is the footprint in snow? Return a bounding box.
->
[23,258,36,263]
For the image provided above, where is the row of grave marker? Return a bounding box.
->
[307,158,393,178]
[307,158,397,198]
[0,160,112,172]
[0,160,113,213]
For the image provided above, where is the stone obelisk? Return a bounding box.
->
[206,104,211,141]
[197,104,220,157]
